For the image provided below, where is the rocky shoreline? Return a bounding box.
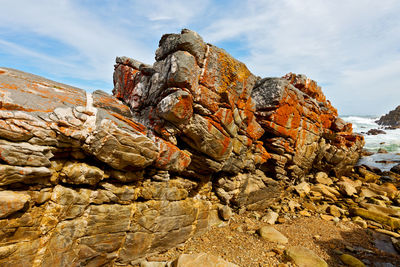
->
[0,29,398,267]
[377,105,400,129]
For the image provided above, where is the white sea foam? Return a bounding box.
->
[342,115,400,153]
[342,115,400,171]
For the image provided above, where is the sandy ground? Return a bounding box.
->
[147,213,400,266]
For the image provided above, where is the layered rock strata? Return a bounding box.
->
[0,68,213,266]
[0,29,363,266]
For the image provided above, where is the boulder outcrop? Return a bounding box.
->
[377,105,400,128]
[252,73,364,179]
[113,29,269,178]
[0,29,363,266]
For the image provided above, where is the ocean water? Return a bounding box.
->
[342,115,400,171]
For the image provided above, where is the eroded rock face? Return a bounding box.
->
[0,29,363,266]
[252,73,364,180]
[113,29,270,178]
[0,68,212,266]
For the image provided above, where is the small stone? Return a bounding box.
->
[359,188,378,198]
[337,181,357,197]
[251,211,261,220]
[262,210,279,225]
[288,200,301,212]
[236,225,245,233]
[218,205,233,221]
[339,254,365,267]
[320,214,334,221]
[140,261,167,267]
[294,182,311,197]
[172,253,238,267]
[327,205,341,217]
[302,201,317,212]
[265,251,277,257]
[299,210,311,217]
[378,148,388,153]
[285,246,328,267]
[314,172,333,185]
[352,217,368,229]
[277,217,287,224]
[257,226,288,244]
[370,198,386,207]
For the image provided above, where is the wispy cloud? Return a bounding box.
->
[0,0,399,115]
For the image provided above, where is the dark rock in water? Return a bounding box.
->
[377,105,400,127]
[361,164,382,174]
[378,148,389,154]
[390,163,400,174]
[366,129,386,135]
[361,150,375,156]
[380,175,396,183]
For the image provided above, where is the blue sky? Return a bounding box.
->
[1,0,399,116]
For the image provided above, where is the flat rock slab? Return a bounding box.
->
[257,226,288,244]
[285,246,328,267]
[172,253,238,267]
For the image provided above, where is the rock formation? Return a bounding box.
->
[252,73,364,179]
[0,29,363,266]
[377,105,400,128]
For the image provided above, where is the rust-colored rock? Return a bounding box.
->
[252,73,364,180]
[113,29,270,176]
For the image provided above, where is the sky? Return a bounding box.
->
[0,0,399,116]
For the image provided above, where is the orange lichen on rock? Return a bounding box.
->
[154,137,191,172]
[110,112,147,134]
[252,73,364,179]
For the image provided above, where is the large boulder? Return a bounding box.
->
[252,73,364,180]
